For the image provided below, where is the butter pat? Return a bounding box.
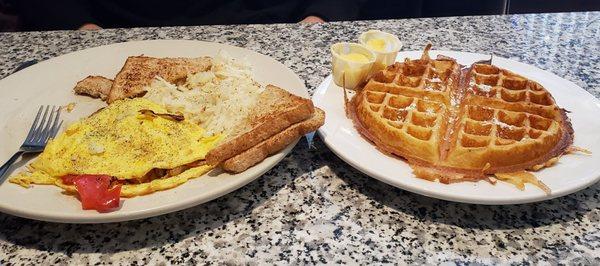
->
[330,42,375,89]
[359,30,402,72]
[339,53,370,63]
[366,38,387,52]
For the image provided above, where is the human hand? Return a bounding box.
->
[299,16,325,24]
[79,23,102,30]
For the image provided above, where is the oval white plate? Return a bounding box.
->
[314,50,600,205]
[0,40,307,223]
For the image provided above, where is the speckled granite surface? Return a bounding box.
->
[1,12,599,265]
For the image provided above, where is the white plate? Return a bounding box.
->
[314,50,600,205]
[0,40,308,223]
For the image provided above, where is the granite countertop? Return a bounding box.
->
[1,12,599,265]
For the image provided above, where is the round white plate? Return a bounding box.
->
[0,40,307,223]
[314,50,600,205]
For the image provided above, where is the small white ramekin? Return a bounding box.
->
[358,30,402,73]
[330,42,376,89]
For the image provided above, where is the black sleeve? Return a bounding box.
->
[301,0,361,22]
[14,0,96,30]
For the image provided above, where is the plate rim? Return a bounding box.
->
[314,49,600,205]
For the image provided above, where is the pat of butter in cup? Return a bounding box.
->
[366,38,387,52]
[359,30,402,73]
[330,42,375,89]
[339,52,370,63]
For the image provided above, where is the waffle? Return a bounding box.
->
[349,45,574,183]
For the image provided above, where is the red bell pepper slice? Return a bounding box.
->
[61,174,121,212]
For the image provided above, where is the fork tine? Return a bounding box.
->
[50,120,63,139]
[38,106,57,144]
[31,105,50,142]
[49,107,62,139]
[24,106,44,142]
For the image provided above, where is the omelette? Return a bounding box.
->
[10,98,222,199]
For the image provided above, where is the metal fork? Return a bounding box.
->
[0,106,62,181]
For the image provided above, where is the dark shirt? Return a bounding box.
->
[15,0,360,30]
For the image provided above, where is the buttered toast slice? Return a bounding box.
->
[222,108,325,173]
[107,56,212,103]
[205,85,315,165]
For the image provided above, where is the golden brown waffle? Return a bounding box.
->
[349,45,574,183]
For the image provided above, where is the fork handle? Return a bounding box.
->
[0,151,25,182]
